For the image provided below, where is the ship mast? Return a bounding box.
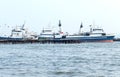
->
[21,21,26,30]
[58,20,62,33]
[89,25,92,33]
[79,22,83,34]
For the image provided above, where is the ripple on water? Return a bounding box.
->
[0,42,120,77]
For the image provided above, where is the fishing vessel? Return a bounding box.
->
[38,20,66,41]
[38,21,114,43]
[0,24,37,41]
[66,24,114,42]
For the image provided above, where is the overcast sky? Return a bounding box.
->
[0,0,120,36]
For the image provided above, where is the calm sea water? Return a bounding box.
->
[0,42,120,77]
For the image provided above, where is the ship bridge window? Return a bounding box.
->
[41,34,53,35]
[44,30,52,32]
[17,33,19,35]
[12,30,22,32]
[93,29,104,31]
[55,33,60,35]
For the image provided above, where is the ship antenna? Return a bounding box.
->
[58,20,62,33]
